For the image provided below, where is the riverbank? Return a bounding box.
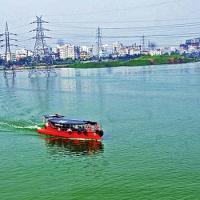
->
[0,55,196,71]
[69,55,195,69]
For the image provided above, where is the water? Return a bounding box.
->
[1,63,200,200]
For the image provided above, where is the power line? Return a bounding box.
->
[101,22,200,30]
[46,16,200,25]
[44,0,187,16]
[45,21,200,33]
[2,14,200,51]
[103,32,200,39]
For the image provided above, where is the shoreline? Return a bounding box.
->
[0,55,197,71]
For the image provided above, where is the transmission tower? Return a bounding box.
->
[0,22,17,69]
[29,16,55,77]
[141,35,145,51]
[96,27,102,60]
[30,16,51,61]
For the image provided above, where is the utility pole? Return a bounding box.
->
[0,22,17,69]
[30,16,51,62]
[96,27,102,60]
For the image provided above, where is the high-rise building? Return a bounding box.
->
[112,42,123,54]
[57,44,79,60]
[80,46,94,58]
[16,49,33,60]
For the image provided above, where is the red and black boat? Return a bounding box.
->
[37,114,104,141]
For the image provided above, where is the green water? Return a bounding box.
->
[1,63,200,200]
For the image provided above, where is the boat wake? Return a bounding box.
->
[0,120,42,132]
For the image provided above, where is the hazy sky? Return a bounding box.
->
[0,0,200,51]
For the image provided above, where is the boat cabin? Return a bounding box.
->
[43,114,99,132]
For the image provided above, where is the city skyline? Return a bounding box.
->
[0,0,200,53]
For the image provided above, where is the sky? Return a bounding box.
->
[0,0,200,52]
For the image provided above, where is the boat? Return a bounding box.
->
[37,114,104,141]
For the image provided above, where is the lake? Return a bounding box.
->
[0,63,200,200]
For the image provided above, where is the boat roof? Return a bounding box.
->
[44,115,97,125]
[44,114,64,119]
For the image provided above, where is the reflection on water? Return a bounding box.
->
[3,71,16,88]
[28,68,57,78]
[44,137,104,157]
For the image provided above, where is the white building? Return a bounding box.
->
[129,48,141,56]
[16,49,33,60]
[80,46,94,58]
[112,42,123,54]
[161,47,177,55]
[57,44,79,60]
[187,45,199,53]
[149,49,162,56]
[1,53,16,61]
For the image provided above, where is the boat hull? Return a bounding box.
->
[37,126,102,141]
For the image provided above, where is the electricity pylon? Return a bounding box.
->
[29,16,55,77]
[30,16,51,61]
[141,35,145,51]
[96,27,102,60]
[0,22,17,69]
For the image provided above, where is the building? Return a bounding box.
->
[188,45,199,53]
[129,48,141,56]
[112,42,123,55]
[16,49,33,60]
[180,37,200,54]
[80,51,91,60]
[80,46,94,59]
[149,49,162,56]
[162,47,178,55]
[1,52,16,61]
[57,44,79,60]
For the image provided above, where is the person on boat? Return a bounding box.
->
[67,128,72,132]
[96,123,100,131]
[87,124,92,132]
[78,126,82,133]
[45,122,49,128]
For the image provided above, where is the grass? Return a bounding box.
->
[68,55,195,69]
